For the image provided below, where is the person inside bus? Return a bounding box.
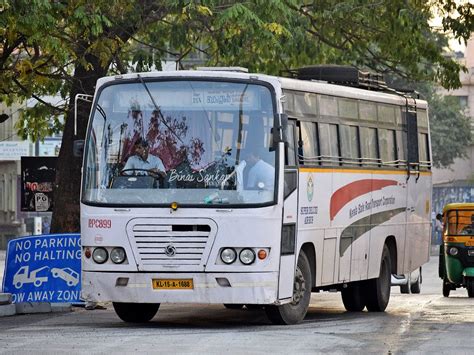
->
[245,150,274,190]
[122,137,166,178]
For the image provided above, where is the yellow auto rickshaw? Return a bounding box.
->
[439,203,474,297]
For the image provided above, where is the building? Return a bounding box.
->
[432,35,474,213]
[0,100,61,249]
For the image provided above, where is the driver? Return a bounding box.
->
[123,137,166,178]
[245,150,274,190]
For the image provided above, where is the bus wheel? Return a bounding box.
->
[366,245,391,312]
[442,278,451,297]
[265,251,311,325]
[223,304,244,310]
[341,282,366,312]
[410,271,421,294]
[467,279,474,298]
[400,283,410,294]
[112,302,160,323]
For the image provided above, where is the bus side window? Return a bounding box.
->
[360,127,379,166]
[300,121,318,166]
[396,130,407,168]
[339,124,360,166]
[418,133,430,170]
[319,123,339,166]
[379,129,396,166]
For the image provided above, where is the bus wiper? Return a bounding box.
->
[137,74,183,144]
[97,104,107,121]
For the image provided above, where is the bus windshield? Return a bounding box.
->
[82,79,277,206]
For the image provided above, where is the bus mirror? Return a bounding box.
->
[272,114,288,149]
[73,140,85,158]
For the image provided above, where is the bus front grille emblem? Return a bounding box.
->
[165,244,177,257]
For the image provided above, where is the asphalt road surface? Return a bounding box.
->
[1,252,473,354]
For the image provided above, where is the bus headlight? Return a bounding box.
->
[110,247,126,264]
[239,248,256,265]
[92,247,108,264]
[448,247,458,256]
[220,248,237,264]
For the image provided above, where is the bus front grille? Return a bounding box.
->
[128,220,214,270]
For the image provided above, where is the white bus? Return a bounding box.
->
[79,66,432,325]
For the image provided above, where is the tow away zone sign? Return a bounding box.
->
[1,234,81,303]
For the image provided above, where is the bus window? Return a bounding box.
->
[359,101,377,121]
[418,133,430,169]
[338,98,358,119]
[300,121,318,165]
[283,92,295,113]
[294,92,317,117]
[379,129,396,165]
[319,123,339,165]
[395,107,403,126]
[360,127,379,165]
[418,110,428,129]
[320,95,338,117]
[396,130,407,167]
[378,104,395,123]
[339,124,359,165]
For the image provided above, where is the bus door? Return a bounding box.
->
[278,119,299,299]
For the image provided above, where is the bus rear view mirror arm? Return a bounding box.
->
[272,113,288,150]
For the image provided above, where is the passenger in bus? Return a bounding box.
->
[245,150,274,190]
[122,138,166,178]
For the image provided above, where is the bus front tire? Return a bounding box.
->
[113,302,160,323]
[366,245,391,312]
[341,282,366,312]
[265,251,311,325]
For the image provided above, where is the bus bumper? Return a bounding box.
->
[81,271,281,305]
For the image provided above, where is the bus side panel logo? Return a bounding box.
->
[307,174,314,202]
[165,244,177,257]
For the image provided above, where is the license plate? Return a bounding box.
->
[152,279,193,290]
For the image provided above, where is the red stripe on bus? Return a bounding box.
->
[330,179,398,220]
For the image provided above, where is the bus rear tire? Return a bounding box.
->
[341,282,366,312]
[411,273,421,294]
[265,251,311,325]
[113,302,160,323]
[366,245,391,312]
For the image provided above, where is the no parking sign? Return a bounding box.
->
[2,234,81,303]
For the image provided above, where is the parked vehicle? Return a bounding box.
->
[439,203,474,297]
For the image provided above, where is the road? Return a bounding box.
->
[0,252,473,354]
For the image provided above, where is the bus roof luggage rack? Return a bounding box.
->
[196,66,249,73]
[284,65,388,91]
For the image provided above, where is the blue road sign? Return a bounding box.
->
[2,234,81,303]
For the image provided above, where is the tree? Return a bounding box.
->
[424,88,472,168]
[0,0,472,232]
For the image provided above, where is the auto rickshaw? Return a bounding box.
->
[438,203,474,297]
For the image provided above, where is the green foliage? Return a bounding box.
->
[425,89,472,168]
[0,0,472,231]
[1,1,472,142]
